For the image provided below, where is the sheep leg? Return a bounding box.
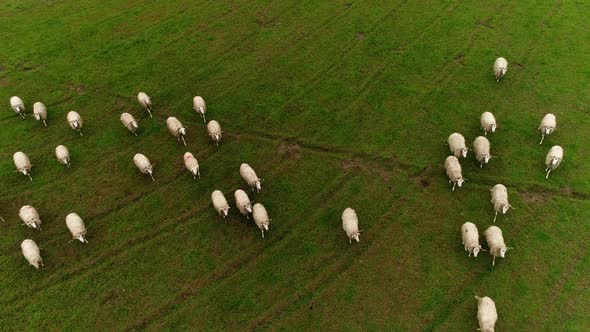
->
[546,169,551,179]
[27,174,33,181]
[147,109,153,118]
[149,174,155,182]
[493,211,497,223]
[261,230,265,238]
[20,112,25,119]
[181,136,187,146]
[539,134,545,145]
[452,183,456,192]
[492,256,496,266]
[43,120,47,127]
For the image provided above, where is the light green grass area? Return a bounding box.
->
[1,0,589,330]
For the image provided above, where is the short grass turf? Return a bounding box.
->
[1,0,590,330]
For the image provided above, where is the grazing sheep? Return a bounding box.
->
[193,96,206,123]
[490,184,511,222]
[444,156,465,191]
[33,102,47,126]
[252,203,270,238]
[480,112,497,135]
[342,208,360,243]
[538,113,556,144]
[13,151,32,180]
[10,96,25,118]
[545,145,563,179]
[166,117,187,146]
[473,136,491,168]
[19,205,42,230]
[475,296,498,332]
[137,92,152,117]
[21,239,43,269]
[448,133,468,158]
[133,153,155,181]
[55,145,71,168]
[207,120,222,145]
[66,111,83,135]
[240,163,262,192]
[183,152,200,179]
[120,112,139,136]
[234,189,253,219]
[461,222,483,257]
[66,213,88,243]
[494,57,508,81]
[484,226,510,266]
[211,190,230,220]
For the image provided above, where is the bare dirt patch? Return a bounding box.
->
[278,140,301,159]
[476,17,493,30]
[411,164,433,189]
[454,53,465,65]
[344,3,352,9]
[356,32,366,40]
[521,191,551,203]
[340,158,391,181]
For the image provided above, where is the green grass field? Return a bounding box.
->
[1,0,590,330]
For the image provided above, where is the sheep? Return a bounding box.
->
[183,152,200,179]
[234,189,253,219]
[545,145,563,179]
[55,145,71,168]
[66,213,88,243]
[207,120,222,145]
[120,112,139,136]
[13,151,32,180]
[240,163,262,192]
[193,96,206,123]
[490,184,512,222]
[473,136,491,167]
[10,96,25,118]
[66,111,83,135]
[475,296,498,332]
[33,102,47,126]
[444,156,465,191]
[211,190,230,220]
[494,57,508,81]
[484,226,510,266]
[447,133,468,158]
[252,203,270,238]
[166,117,187,146]
[133,153,155,181]
[21,239,43,269]
[480,112,497,135]
[538,113,556,144]
[461,222,483,257]
[19,205,42,230]
[137,92,152,117]
[342,208,360,243]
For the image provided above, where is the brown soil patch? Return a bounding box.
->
[356,32,366,40]
[344,3,352,9]
[455,53,465,65]
[278,140,301,159]
[521,191,551,203]
[340,158,391,181]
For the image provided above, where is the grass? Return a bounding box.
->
[1,0,589,330]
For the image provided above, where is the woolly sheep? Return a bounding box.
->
[21,239,43,269]
[13,151,32,180]
[137,92,152,117]
[461,222,482,257]
[475,296,498,332]
[193,96,206,123]
[538,113,556,144]
[120,112,139,136]
[33,102,47,126]
[545,145,563,179]
[211,190,230,219]
[444,156,465,191]
[10,96,25,118]
[19,205,42,230]
[240,163,262,192]
[183,152,200,179]
[66,111,83,135]
[66,213,88,243]
[55,145,71,168]
[494,57,508,81]
[480,112,497,135]
[484,226,510,266]
[252,203,270,238]
[207,120,222,145]
[473,136,491,168]
[342,208,360,243]
[448,133,468,158]
[234,189,253,219]
[133,153,155,181]
[166,117,187,146]
[490,184,511,222]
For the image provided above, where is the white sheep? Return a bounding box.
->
[480,112,497,135]
[484,226,510,266]
[473,136,491,167]
[193,96,206,123]
[461,222,483,257]
[183,152,200,179]
[66,213,88,243]
[10,96,25,118]
[538,113,556,144]
[55,145,71,168]
[490,184,512,222]
[13,151,32,180]
[448,133,468,158]
[475,296,498,332]
[19,205,42,230]
[252,203,270,238]
[342,208,360,243]
[137,92,152,117]
[234,189,253,219]
[133,153,155,181]
[494,57,508,81]
[120,112,139,136]
[240,163,262,192]
[21,239,43,269]
[33,102,47,126]
[207,120,222,145]
[545,145,563,179]
[444,156,465,191]
[211,190,230,220]
[66,111,83,135]
[166,117,187,146]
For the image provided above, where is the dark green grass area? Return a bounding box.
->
[1,0,589,330]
